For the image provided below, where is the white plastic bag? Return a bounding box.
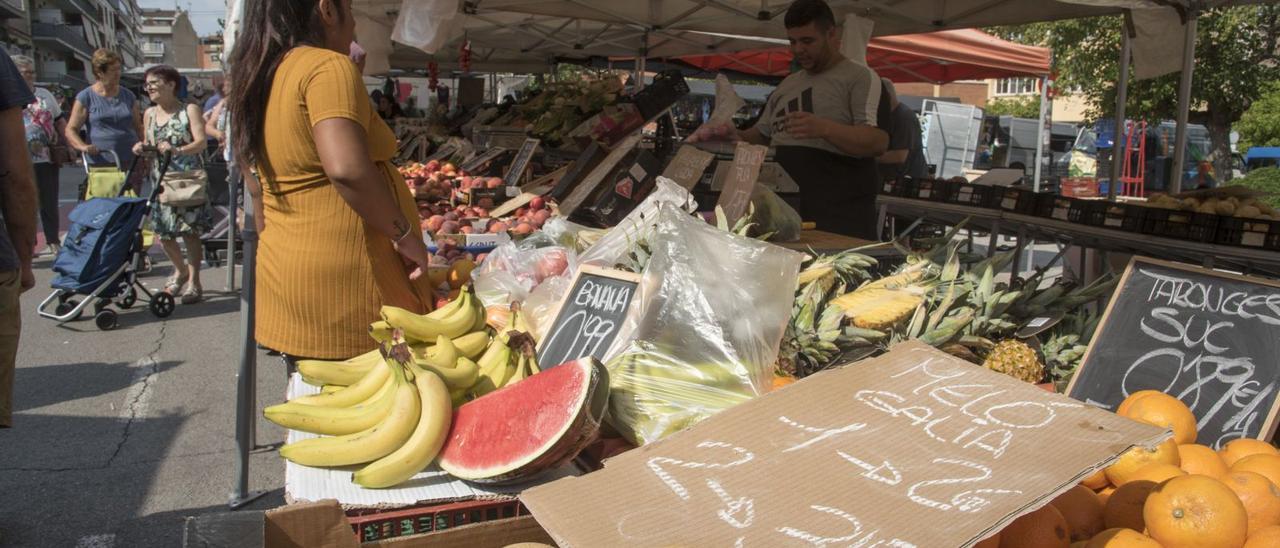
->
[578,177,697,268]
[392,0,461,54]
[605,203,804,445]
[472,237,575,310]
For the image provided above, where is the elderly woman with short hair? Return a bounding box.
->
[64,49,142,169]
[11,54,67,255]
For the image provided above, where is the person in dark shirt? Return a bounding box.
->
[878,78,928,181]
[0,51,39,428]
[691,0,889,239]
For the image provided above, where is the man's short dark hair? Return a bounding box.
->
[785,0,837,31]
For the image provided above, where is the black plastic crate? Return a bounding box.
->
[1068,199,1106,225]
[633,70,691,120]
[1032,193,1059,218]
[947,182,998,209]
[1141,209,1220,242]
[998,187,1048,215]
[911,178,949,201]
[1215,217,1280,250]
[881,177,915,197]
[1099,202,1148,232]
[1041,196,1077,222]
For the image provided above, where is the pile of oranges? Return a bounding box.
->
[974,390,1280,548]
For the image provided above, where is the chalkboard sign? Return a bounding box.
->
[503,138,541,186]
[558,134,642,216]
[537,265,640,369]
[1067,257,1280,448]
[426,143,459,162]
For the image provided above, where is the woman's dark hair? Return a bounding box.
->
[784,0,836,31]
[228,0,340,169]
[144,64,181,87]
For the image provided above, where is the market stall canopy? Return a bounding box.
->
[675,28,1050,83]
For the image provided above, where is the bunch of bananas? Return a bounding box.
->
[268,287,545,487]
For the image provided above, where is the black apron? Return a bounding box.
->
[774,145,880,240]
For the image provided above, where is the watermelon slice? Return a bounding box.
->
[439,357,609,484]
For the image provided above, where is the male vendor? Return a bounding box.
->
[695,0,889,239]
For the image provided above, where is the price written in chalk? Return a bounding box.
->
[537,266,639,369]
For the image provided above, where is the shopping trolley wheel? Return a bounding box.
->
[55,300,83,321]
[120,288,137,309]
[95,309,119,331]
[94,299,110,315]
[150,292,175,318]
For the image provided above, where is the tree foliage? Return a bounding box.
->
[991,6,1280,182]
[983,95,1041,119]
[1237,81,1280,151]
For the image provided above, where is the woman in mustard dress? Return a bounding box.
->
[226,0,432,359]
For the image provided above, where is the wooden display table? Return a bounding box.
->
[777,230,896,256]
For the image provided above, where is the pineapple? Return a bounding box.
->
[982,339,1045,384]
[830,285,929,330]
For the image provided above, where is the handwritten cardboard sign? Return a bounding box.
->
[1067,257,1280,448]
[503,138,541,186]
[716,142,767,225]
[537,265,640,370]
[524,341,1165,547]
[558,134,642,216]
[662,145,716,190]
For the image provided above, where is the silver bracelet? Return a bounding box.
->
[393,223,414,243]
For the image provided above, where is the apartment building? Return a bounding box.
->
[139,7,197,68]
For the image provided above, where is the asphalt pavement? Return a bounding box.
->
[0,167,290,547]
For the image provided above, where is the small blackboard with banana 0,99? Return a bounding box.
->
[538,265,641,369]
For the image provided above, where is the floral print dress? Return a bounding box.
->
[147,107,213,239]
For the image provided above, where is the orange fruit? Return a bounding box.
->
[447,258,476,289]
[1121,392,1198,445]
[1052,485,1107,541]
[1144,474,1249,548]
[1220,439,1279,467]
[1083,469,1111,490]
[1233,454,1280,489]
[1097,485,1118,506]
[1104,480,1158,531]
[1179,443,1230,478]
[1244,525,1280,548]
[974,532,1000,548]
[1223,471,1280,535]
[1105,439,1181,486]
[771,375,796,390]
[1085,528,1164,547]
[998,504,1070,548]
[1116,390,1163,416]
[1127,463,1186,484]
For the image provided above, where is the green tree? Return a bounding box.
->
[1237,81,1280,151]
[992,5,1280,182]
[984,96,1042,119]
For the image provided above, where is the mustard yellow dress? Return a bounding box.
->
[255,46,430,359]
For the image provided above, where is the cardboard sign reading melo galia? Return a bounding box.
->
[523,342,1167,547]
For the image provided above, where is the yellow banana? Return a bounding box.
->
[263,374,397,435]
[369,320,394,343]
[419,335,458,369]
[425,289,468,320]
[411,356,479,390]
[470,336,512,397]
[353,369,452,488]
[296,349,383,386]
[279,350,421,467]
[470,292,487,332]
[451,331,491,360]
[450,387,469,408]
[320,385,343,394]
[381,290,476,342]
[290,358,392,407]
[506,350,527,386]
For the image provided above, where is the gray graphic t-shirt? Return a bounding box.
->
[757,59,882,157]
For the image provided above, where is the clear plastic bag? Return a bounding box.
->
[604,203,804,446]
[392,0,461,54]
[686,74,746,143]
[472,238,576,310]
[578,177,697,268]
[749,184,803,242]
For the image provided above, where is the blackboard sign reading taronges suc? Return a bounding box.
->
[1067,257,1280,448]
[537,266,640,370]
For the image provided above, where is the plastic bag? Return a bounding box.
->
[392,0,461,54]
[749,184,803,242]
[605,202,803,446]
[472,237,575,310]
[578,177,697,268]
[686,74,745,143]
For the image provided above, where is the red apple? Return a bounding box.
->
[530,196,546,210]
[440,220,461,234]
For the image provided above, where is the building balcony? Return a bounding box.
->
[32,22,94,59]
[140,41,163,57]
[0,0,25,20]
[54,0,99,22]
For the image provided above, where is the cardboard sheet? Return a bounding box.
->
[282,374,582,509]
[523,342,1167,547]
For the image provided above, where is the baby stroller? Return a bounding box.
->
[37,148,176,330]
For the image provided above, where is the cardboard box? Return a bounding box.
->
[522,342,1168,547]
[184,500,557,548]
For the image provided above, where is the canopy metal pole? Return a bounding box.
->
[225,163,238,291]
[1032,74,1049,192]
[1108,12,1132,201]
[229,167,265,510]
[1169,12,1198,194]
